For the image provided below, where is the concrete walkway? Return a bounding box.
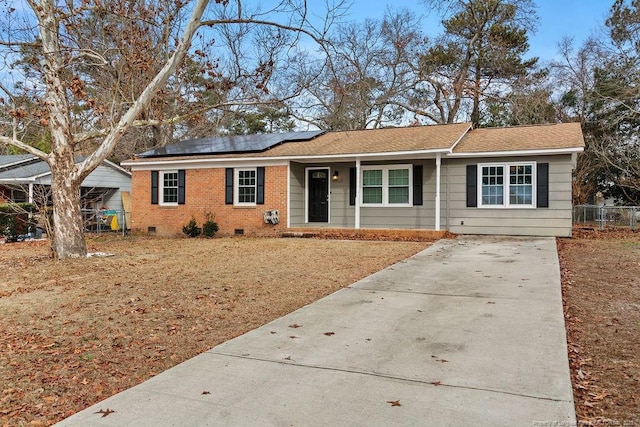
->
[56,236,575,426]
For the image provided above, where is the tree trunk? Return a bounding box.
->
[50,158,87,259]
[471,63,482,127]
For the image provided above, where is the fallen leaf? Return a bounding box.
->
[323,332,335,336]
[435,359,448,363]
[289,335,299,339]
[487,301,496,304]
[588,391,608,401]
[95,408,116,418]
[387,400,401,407]
[431,381,441,386]
[289,324,302,328]
[202,391,211,395]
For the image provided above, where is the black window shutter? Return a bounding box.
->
[537,163,549,208]
[413,165,423,206]
[466,164,477,207]
[225,168,233,205]
[178,170,186,204]
[256,167,265,205]
[151,171,158,205]
[349,167,356,206]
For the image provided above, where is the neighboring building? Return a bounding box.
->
[121,123,584,237]
[0,155,132,227]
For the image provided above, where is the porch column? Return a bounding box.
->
[435,153,441,231]
[28,183,34,204]
[355,157,361,229]
[286,162,291,228]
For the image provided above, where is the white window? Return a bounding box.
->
[479,162,535,208]
[160,171,178,205]
[361,165,412,206]
[235,168,257,205]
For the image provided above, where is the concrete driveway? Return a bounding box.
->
[56,236,575,426]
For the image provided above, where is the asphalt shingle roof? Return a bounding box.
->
[125,122,584,164]
[0,154,35,167]
[453,123,585,153]
[260,123,472,157]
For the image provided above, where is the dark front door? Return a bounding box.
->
[308,169,329,222]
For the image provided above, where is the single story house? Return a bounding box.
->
[121,122,584,237]
[0,155,132,229]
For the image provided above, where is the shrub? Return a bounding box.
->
[0,203,35,241]
[182,216,201,238]
[202,212,219,238]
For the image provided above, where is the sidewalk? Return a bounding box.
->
[56,236,575,426]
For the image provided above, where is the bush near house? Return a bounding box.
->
[0,203,35,241]
[182,216,201,237]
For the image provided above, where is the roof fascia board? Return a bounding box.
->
[447,123,474,152]
[0,177,36,183]
[447,147,584,158]
[123,147,584,169]
[31,171,52,180]
[101,159,132,176]
[122,148,451,169]
[0,156,39,171]
[126,159,290,171]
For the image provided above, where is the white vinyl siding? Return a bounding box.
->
[447,156,574,237]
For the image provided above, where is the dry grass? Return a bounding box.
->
[0,235,430,426]
[558,229,640,425]
[6,228,639,426]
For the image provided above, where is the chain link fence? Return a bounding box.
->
[82,209,128,235]
[573,205,639,230]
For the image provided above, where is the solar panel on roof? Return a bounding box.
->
[137,131,324,158]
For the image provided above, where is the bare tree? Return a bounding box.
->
[286,9,422,130]
[409,0,538,126]
[0,0,339,258]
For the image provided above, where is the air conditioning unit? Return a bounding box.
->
[263,209,279,225]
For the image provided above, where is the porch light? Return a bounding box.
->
[332,171,339,181]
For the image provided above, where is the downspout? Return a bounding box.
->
[355,157,361,229]
[435,153,441,231]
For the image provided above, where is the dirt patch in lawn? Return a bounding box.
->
[558,228,640,425]
[0,235,430,426]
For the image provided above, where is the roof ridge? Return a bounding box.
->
[325,122,473,135]
[473,122,580,131]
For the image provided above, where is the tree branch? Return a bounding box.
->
[76,0,211,179]
[0,136,49,159]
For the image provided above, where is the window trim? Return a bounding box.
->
[234,167,257,206]
[477,162,537,209]
[360,164,413,207]
[159,170,179,206]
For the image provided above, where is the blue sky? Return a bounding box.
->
[346,0,613,62]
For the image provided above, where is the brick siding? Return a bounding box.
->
[131,166,288,237]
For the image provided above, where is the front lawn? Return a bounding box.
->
[558,229,640,424]
[0,236,430,426]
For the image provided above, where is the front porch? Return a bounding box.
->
[287,158,444,232]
